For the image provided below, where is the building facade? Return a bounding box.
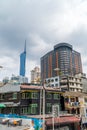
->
[10,75,28,84]
[31,67,41,84]
[0,84,64,115]
[60,74,83,92]
[20,85,64,115]
[0,83,20,114]
[63,91,87,129]
[20,43,26,76]
[45,76,60,88]
[41,43,82,82]
[46,115,80,130]
[76,73,87,93]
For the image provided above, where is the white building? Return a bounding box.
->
[45,76,60,89]
[79,96,87,126]
[10,75,28,84]
[2,75,28,85]
[76,73,87,93]
[60,74,83,92]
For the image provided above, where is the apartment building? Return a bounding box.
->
[41,43,82,83]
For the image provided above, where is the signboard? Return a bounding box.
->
[52,105,60,117]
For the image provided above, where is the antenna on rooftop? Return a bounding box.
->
[24,40,26,53]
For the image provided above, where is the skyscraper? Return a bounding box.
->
[20,42,26,76]
[41,43,82,81]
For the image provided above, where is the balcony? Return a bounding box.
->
[61,85,68,88]
[65,102,80,109]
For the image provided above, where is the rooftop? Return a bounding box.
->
[54,43,72,50]
[63,91,87,97]
[20,84,61,92]
[46,115,80,125]
[0,83,20,93]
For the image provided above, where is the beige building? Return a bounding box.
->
[63,92,86,115]
[31,67,41,84]
[63,91,87,127]
[60,74,83,92]
[0,82,4,87]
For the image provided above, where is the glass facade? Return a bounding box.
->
[20,44,26,76]
[41,43,82,81]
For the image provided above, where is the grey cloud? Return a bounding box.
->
[65,27,87,73]
[67,27,87,52]
[0,0,87,79]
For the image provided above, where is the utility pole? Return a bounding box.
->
[43,82,46,130]
[40,87,42,115]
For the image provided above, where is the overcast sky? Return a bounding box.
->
[0,0,87,81]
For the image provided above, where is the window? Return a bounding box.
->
[54,94,60,99]
[21,107,30,114]
[0,94,5,100]
[46,93,52,99]
[69,77,71,80]
[76,83,78,86]
[86,109,87,116]
[21,93,25,99]
[47,103,52,113]
[25,93,30,99]
[72,83,74,86]
[84,98,87,103]
[11,108,15,114]
[55,78,58,82]
[71,98,75,102]
[55,84,58,87]
[31,92,39,99]
[51,84,54,87]
[21,92,30,99]
[80,84,82,87]
[31,104,38,114]
[13,92,17,99]
[51,79,54,82]
[48,79,50,83]
[76,78,77,81]
[79,79,81,82]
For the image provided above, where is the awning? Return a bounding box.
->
[46,116,80,126]
[0,104,6,108]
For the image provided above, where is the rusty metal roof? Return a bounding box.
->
[46,116,80,125]
[0,83,20,93]
[20,84,61,92]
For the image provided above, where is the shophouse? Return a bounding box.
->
[20,84,65,115]
[0,83,20,114]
